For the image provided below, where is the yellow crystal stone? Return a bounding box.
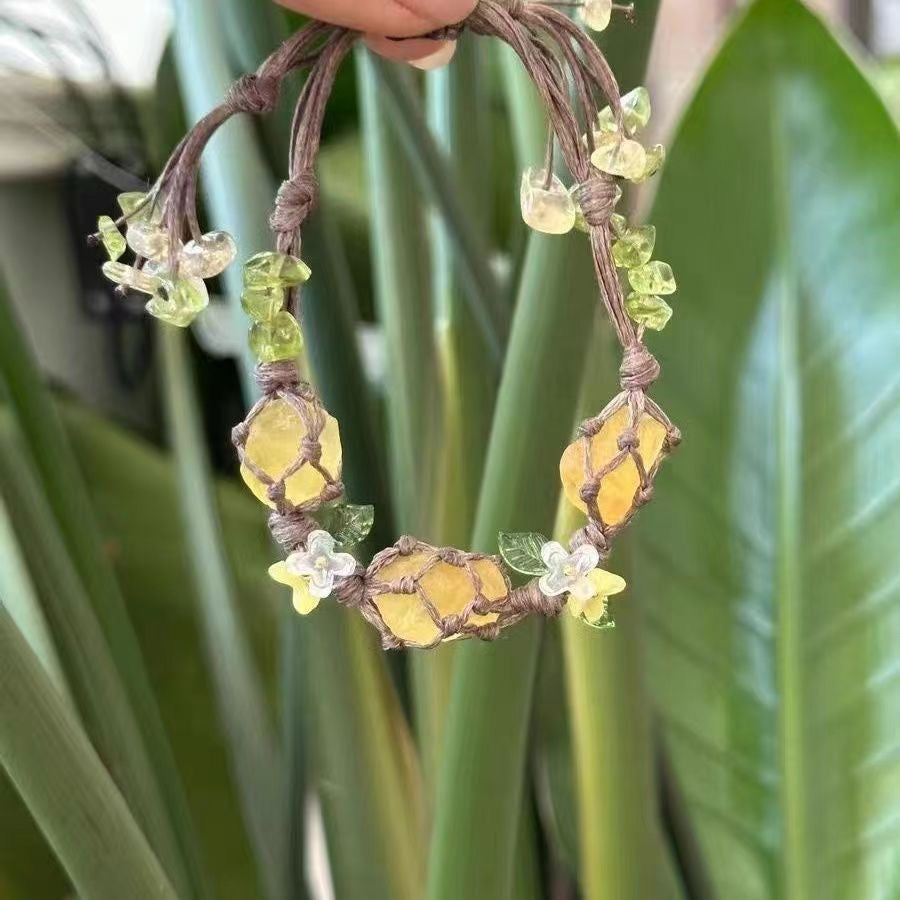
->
[560,405,668,527]
[239,397,342,509]
[520,168,577,234]
[372,552,508,648]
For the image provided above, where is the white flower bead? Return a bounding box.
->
[538,541,600,600]
[285,530,357,599]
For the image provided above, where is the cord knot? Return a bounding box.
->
[227,73,280,114]
[576,177,619,228]
[301,437,322,465]
[270,172,319,235]
[254,361,301,394]
[268,509,318,551]
[397,535,418,556]
[619,344,660,392]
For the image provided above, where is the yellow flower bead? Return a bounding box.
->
[560,405,668,527]
[567,568,626,623]
[240,397,342,508]
[372,552,508,648]
[268,561,319,615]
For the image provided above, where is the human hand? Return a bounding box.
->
[274,0,477,68]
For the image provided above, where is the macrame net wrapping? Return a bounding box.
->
[147,0,681,649]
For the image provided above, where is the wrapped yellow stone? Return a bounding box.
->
[370,546,510,648]
[239,397,342,508]
[560,404,668,527]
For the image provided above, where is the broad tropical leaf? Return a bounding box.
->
[639,2,900,897]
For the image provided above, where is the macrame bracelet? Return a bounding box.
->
[90,0,680,650]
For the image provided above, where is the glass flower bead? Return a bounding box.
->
[243,251,311,290]
[286,530,356,599]
[241,286,285,323]
[567,569,627,624]
[180,231,237,279]
[126,222,170,260]
[97,216,126,261]
[628,260,676,295]
[612,224,656,269]
[239,397,342,509]
[625,293,672,331]
[579,0,612,32]
[372,551,508,648]
[145,276,209,328]
[249,310,304,363]
[590,133,647,181]
[269,561,319,615]
[560,404,668,527]
[520,168,577,235]
[595,86,651,137]
[634,144,666,183]
[538,542,601,600]
[101,261,161,295]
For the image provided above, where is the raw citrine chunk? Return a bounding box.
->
[628,260,676,295]
[239,397,342,508]
[560,405,668,527]
[97,216,126,261]
[372,551,508,648]
[580,0,612,32]
[595,86,651,136]
[180,231,237,278]
[241,286,285,322]
[634,143,666,183]
[145,276,209,327]
[625,293,672,331]
[249,311,303,362]
[520,168,576,234]
[591,133,647,181]
[102,261,160,295]
[243,252,311,290]
[612,224,656,269]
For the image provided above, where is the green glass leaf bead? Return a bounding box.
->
[579,0,611,32]
[102,261,161,295]
[628,260,677,295]
[180,231,237,279]
[634,144,667,184]
[590,133,647,181]
[595,86,652,137]
[243,252,311,290]
[609,213,628,237]
[520,168,576,234]
[126,222,171,261]
[145,276,209,328]
[241,286,285,322]
[249,310,304,362]
[612,225,656,269]
[625,293,672,331]
[97,216,126,261]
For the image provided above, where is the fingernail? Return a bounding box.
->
[409,42,457,70]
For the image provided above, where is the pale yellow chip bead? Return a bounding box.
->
[372,552,508,648]
[560,405,668,527]
[240,397,342,508]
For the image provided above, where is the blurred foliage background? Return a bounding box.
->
[0,0,899,898]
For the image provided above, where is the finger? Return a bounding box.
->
[274,0,475,37]
[363,36,457,67]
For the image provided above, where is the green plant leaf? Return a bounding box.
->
[498,532,550,577]
[0,607,177,900]
[638,2,900,898]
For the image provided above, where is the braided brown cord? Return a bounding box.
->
[154,0,679,648]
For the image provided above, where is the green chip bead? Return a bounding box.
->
[612,225,656,269]
[634,144,666,184]
[628,260,677,295]
[97,216,126,261]
[590,133,647,181]
[595,86,652,137]
[625,293,672,331]
[609,213,628,237]
[249,310,304,362]
[101,261,161,295]
[243,252,311,290]
[241,286,285,322]
[145,276,209,328]
[117,191,162,223]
